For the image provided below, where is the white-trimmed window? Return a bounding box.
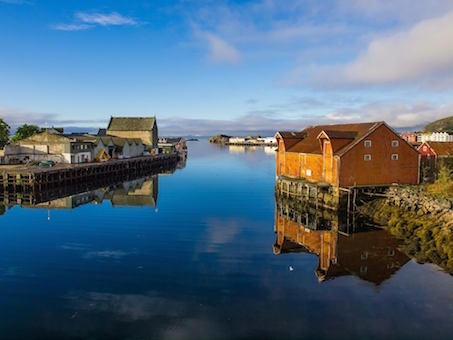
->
[306,169,312,177]
[392,140,399,147]
[392,154,398,160]
[364,154,371,161]
[364,140,372,148]
[423,146,427,152]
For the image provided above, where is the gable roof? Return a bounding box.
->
[107,117,156,131]
[280,122,381,155]
[18,130,72,144]
[424,141,453,156]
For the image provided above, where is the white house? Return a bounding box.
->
[418,132,453,143]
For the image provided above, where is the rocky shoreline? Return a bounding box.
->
[359,186,453,274]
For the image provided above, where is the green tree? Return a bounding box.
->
[0,118,10,148]
[10,124,41,142]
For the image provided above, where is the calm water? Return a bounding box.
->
[0,141,452,340]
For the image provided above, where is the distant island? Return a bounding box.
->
[209,134,277,146]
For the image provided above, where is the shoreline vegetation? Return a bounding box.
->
[358,174,453,274]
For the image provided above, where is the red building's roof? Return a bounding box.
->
[425,141,453,157]
[277,122,382,155]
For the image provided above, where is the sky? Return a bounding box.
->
[1,0,453,135]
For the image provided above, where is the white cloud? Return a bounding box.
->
[204,32,240,64]
[325,101,453,128]
[0,107,106,130]
[342,11,453,85]
[51,23,92,31]
[75,12,137,26]
[52,11,137,31]
[338,0,453,22]
[298,11,453,88]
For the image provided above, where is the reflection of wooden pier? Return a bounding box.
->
[0,154,177,193]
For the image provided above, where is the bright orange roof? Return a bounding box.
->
[279,122,381,155]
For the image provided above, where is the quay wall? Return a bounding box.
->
[0,154,178,192]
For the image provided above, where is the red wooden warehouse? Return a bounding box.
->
[275,122,420,187]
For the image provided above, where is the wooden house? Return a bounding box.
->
[276,122,420,187]
[4,130,94,164]
[107,117,158,150]
[417,141,453,160]
[94,136,145,160]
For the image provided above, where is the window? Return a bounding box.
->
[423,146,427,152]
[392,154,398,160]
[364,140,372,148]
[306,169,312,177]
[392,140,399,147]
[364,154,371,161]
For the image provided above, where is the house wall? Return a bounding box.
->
[5,143,68,164]
[107,128,157,148]
[418,142,437,159]
[278,151,325,182]
[276,138,339,185]
[339,124,419,187]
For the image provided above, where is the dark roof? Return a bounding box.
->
[322,130,358,139]
[97,128,107,136]
[280,122,381,155]
[277,131,306,139]
[107,117,156,131]
[426,141,453,156]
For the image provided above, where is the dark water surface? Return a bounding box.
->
[0,141,452,339]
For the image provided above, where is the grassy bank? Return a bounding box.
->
[360,199,453,274]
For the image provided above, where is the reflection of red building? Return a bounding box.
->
[274,208,410,284]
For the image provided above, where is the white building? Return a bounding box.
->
[229,137,247,144]
[418,132,453,143]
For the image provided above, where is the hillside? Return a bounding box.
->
[424,116,453,133]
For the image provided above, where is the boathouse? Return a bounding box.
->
[275,122,420,187]
[107,117,158,150]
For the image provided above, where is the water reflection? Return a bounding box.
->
[0,157,186,215]
[274,197,410,284]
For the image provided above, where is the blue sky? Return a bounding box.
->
[1,0,453,135]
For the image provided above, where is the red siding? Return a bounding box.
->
[417,142,437,160]
[339,124,419,186]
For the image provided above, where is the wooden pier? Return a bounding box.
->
[276,176,391,211]
[0,154,178,193]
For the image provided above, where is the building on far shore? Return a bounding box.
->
[158,137,187,156]
[107,117,158,152]
[4,130,94,164]
[418,141,453,160]
[2,116,157,165]
[276,121,420,187]
[418,132,453,143]
[400,132,419,144]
